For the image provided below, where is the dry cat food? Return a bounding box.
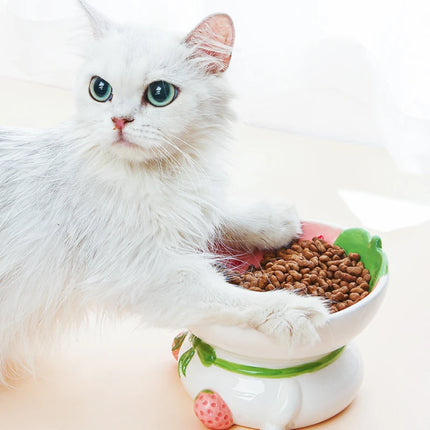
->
[226,237,371,313]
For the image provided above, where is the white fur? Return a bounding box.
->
[0,4,328,384]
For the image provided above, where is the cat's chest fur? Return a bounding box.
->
[72,164,217,247]
[0,129,224,287]
[60,153,222,281]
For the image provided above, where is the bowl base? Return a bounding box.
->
[178,338,363,429]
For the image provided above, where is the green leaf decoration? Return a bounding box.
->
[334,228,388,291]
[192,337,217,367]
[182,335,345,379]
[172,331,188,352]
[178,347,195,377]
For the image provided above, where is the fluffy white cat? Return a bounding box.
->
[0,1,328,383]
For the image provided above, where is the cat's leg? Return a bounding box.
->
[218,200,302,251]
[136,254,328,347]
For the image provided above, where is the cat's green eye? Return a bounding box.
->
[89,76,113,102]
[145,81,178,107]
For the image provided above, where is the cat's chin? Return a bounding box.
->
[113,136,141,150]
[107,134,181,165]
[110,137,149,162]
[109,138,164,164]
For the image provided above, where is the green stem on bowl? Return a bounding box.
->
[179,335,345,379]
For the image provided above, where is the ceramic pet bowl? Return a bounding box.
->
[172,221,389,430]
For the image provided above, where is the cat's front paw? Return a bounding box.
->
[250,292,329,347]
[244,202,302,250]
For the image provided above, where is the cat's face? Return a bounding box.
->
[75,9,234,164]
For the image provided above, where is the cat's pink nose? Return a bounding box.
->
[112,116,134,130]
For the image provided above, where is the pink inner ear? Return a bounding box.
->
[209,15,234,46]
[186,14,235,73]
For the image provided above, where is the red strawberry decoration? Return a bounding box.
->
[171,331,187,361]
[193,389,234,430]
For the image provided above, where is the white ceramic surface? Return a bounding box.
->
[179,341,363,430]
[189,273,388,361]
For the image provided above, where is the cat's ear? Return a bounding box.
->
[185,14,235,74]
[78,0,112,38]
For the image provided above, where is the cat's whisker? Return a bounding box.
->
[158,132,207,171]
[151,137,220,213]
[158,136,210,183]
[164,133,198,153]
[162,133,226,184]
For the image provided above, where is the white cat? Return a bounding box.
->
[0,1,328,383]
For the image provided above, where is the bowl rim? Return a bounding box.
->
[325,272,388,322]
[300,218,389,321]
[190,219,390,360]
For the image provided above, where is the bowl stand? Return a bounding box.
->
[172,222,387,429]
[176,333,363,430]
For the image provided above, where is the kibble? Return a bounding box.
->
[226,236,372,313]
